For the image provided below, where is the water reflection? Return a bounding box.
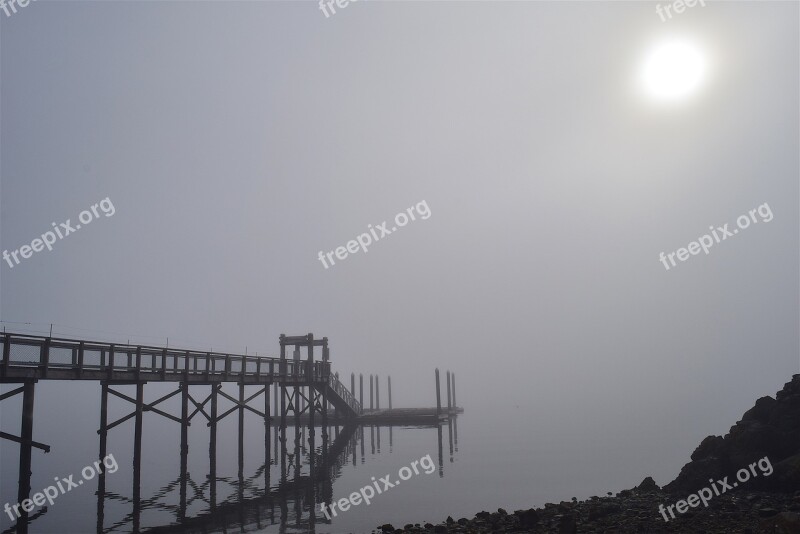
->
[3,418,459,534]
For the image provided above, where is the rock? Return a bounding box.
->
[634,476,660,493]
[587,502,621,521]
[445,516,454,524]
[691,435,728,461]
[497,508,507,515]
[741,396,777,423]
[666,375,800,494]
[758,507,779,517]
[379,524,394,532]
[514,508,538,528]
[558,513,577,534]
[759,511,800,533]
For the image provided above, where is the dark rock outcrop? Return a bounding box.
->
[665,375,800,494]
[390,375,800,533]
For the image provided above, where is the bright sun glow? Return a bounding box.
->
[640,40,707,101]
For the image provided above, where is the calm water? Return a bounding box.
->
[0,381,692,534]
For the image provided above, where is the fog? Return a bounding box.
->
[1,0,798,527]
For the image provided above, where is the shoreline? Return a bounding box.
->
[376,374,800,533]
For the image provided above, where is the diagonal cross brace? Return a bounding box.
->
[98,385,183,433]
[187,392,212,422]
[0,430,50,452]
[208,387,266,425]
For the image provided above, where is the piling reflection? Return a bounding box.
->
[2,417,460,534]
[86,418,457,534]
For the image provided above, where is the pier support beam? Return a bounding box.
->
[265,383,271,472]
[452,372,456,408]
[446,370,452,412]
[239,382,245,479]
[210,383,218,511]
[388,376,392,409]
[132,382,144,533]
[376,374,380,410]
[179,383,189,522]
[16,381,35,532]
[97,383,108,533]
[435,368,441,417]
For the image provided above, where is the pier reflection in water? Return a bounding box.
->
[2,418,459,534]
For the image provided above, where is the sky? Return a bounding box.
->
[1,0,798,505]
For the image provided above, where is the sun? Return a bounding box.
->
[639,39,708,102]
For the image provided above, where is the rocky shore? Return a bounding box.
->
[375,375,800,533]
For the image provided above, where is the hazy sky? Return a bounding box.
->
[1,0,798,491]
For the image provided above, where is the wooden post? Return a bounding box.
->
[77,341,85,379]
[369,374,374,410]
[435,368,441,417]
[376,374,380,410]
[17,381,35,527]
[209,384,218,511]
[180,383,188,522]
[351,372,355,398]
[452,372,457,408]
[265,383,270,468]
[322,339,329,429]
[238,381,245,479]
[1,334,10,379]
[388,376,392,409]
[359,374,364,413]
[40,338,50,378]
[132,382,144,532]
[108,345,115,380]
[446,370,452,412]
[274,380,279,418]
[97,383,108,533]
[307,334,315,439]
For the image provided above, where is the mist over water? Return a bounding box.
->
[1,0,798,533]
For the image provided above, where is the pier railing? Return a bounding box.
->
[0,333,331,383]
[328,372,362,414]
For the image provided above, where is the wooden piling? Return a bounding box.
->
[388,376,392,409]
[452,372,457,408]
[446,370,452,412]
[17,381,35,528]
[180,383,188,522]
[435,368,441,417]
[209,384,218,510]
[265,383,270,468]
[239,382,245,478]
[132,382,144,532]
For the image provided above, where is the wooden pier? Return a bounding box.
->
[0,331,461,533]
